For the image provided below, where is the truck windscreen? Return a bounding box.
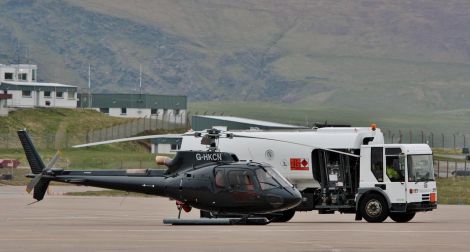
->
[407,155,435,182]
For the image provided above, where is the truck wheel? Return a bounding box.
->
[270,209,296,222]
[389,212,415,223]
[360,194,389,223]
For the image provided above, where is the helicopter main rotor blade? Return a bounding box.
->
[231,134,360,158]
[26,151,60,193]
[72,134,183,148]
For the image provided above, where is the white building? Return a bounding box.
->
[79,93,187,123]
[0,81,78,108]
[0,64,38,83]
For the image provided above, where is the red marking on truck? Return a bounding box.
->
[290,158,309,171]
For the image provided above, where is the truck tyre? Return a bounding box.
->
[360,194,389,223]
[270,209,296,222]
[389,212,415,223]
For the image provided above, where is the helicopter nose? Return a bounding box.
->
[283,188,302,209]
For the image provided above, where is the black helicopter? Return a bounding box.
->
[18,129,302,224]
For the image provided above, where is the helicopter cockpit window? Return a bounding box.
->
[215,170,225,188]
[228,171,256,191]
[265,166,293,188]
[256,168,280,190]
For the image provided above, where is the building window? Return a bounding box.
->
[32,69,36,81]
[151,108,158,115]
[171,144,181,150]
[121,108,127,115]
[100,108,109,114]
[67,91,75,99]
[56,91,63,98]
[175,109,180,115]
[22,90,32,97]
[4,73,13,80]
[44,91,51,97]
[18,73,27,81]
[45,101,51,106]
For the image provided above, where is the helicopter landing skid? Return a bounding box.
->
[163,217,269,225]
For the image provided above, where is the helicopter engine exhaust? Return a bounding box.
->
[155,156,172,166]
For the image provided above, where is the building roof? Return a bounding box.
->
[192,115,305,131]
[0,64,37,69]
[1,81,76,88]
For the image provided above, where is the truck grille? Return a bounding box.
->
[422,194,430,202]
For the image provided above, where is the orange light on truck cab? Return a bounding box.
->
[371,123,377,131]
[430,192,437,203]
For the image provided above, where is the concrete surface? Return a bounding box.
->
[0,186,469,252]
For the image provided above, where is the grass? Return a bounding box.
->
[189,101,470,135]
[0,108,130,134]
[436,177,470,205]
[0,108,133,149]
[0,146,171,170]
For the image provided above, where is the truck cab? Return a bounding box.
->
[357,144,437,222]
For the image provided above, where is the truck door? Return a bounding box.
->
[384,148,407,204]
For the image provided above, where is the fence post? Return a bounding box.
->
[465,160,467,176]
[430,132,434,147]
[437,160,440,178]
[442,133,445,148]
[447,160,449,178]
[455,161,458,176]
[453,134,456,150]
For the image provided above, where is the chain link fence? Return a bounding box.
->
[434,160,470,178]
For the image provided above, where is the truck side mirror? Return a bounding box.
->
[399,153,406,171]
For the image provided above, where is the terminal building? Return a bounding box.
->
[78,93,187,122]
[0,64,78,111]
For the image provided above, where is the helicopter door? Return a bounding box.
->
[227,170,259,204]
[214,169,226,191]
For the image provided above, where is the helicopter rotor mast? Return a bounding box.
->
[194,128,233,152]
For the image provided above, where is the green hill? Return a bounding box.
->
[0,108,130,148]
[1,0,470,117]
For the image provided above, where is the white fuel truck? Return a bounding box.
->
[180,126,437,222]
